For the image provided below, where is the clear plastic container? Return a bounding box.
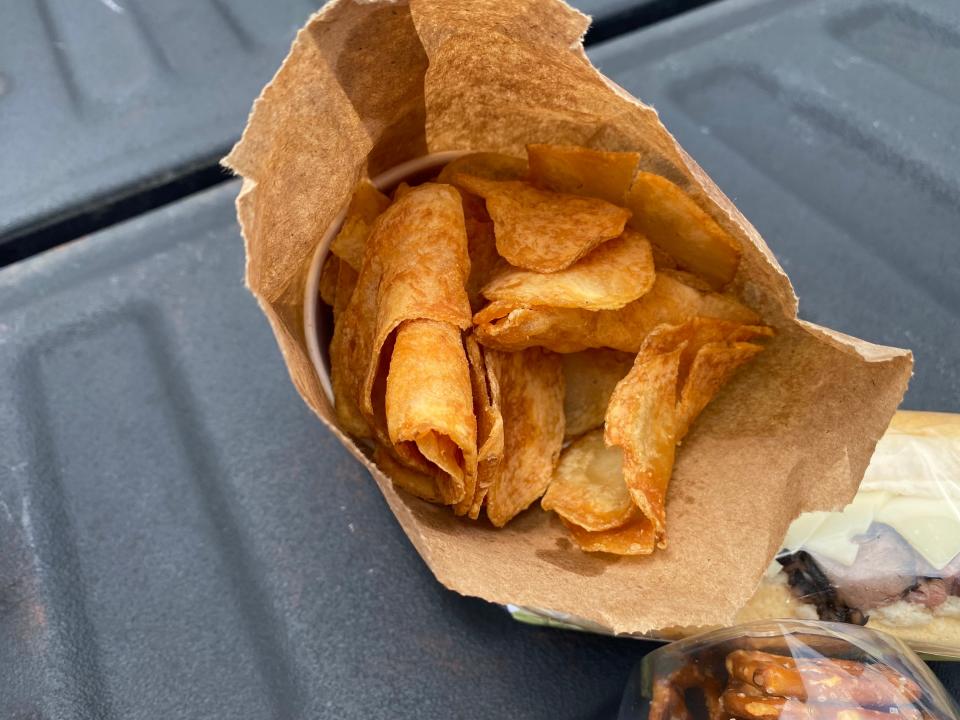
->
[619,620,959,720]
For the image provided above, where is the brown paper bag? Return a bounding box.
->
[222,0,912,634]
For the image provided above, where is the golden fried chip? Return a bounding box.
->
[676,341,764,437]
[330,179,391,271]
[392,181,413,201]
[561,514,656,555]
[626,172,741,289]
[330,229,383,439]
[385,319,476,506]
[480,229,654,310]
[639,317,772,390]
[542,430,634,531]
[561,348,634,438]
[360,184,473,437]
[526,144,640,205]
[605,346,682,546]
[452,174,631,272]
[436,152,528,184]
[319,254,340,306]
[466,220,504,311]
[485,348,565,527]
[374,444,444,504]
[473,273,760,353]
[650,243,678,270]
[659,267,713,293]
[458,335,504,518]
[332,261,359,323]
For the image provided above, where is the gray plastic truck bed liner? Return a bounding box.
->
[0,0,318,242]
[0,0,659,247]
[2,0,959,717]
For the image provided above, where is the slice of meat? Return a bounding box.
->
[906,578,948,610]
[812,524,920,612]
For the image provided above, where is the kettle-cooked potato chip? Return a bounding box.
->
[333,261,359,323]
[651,244,678,270]
[374,445,445,504]
[466,220,504,311]
[561,514,656,555]
[393,181,413,201]
[330,179,391,271]
[330,228,384,439]
[676,340,765,437]
[638,318,772,393]
[452,174,631,273]
[319,254,340,306]
[436,152,528,184]
[542,430,634,531]
[605,347,682,547]
[473,273,759,353]
[659,268,713,293]
[456,335,504,518]
[485,348,565,527]
[604,318,771,548]
[626,172,741,289]
[527,144,640,205]
[480,229,655,311]
[561,348,634,438]
[386,318,477,505]
[360,184,473,435]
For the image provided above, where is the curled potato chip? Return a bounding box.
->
[526,144,640,205]
[480,229,654,310]
[561,514,656,555]
[452,174,631,273]
[626,172,741,289]
[473,273,760,353]
[374,444,444,505]
[485,348,565,527]
[605,347,682,547]
[457,335,504,518]
[542,430,634,531]
[319,254,340,306]
[561,348,634,438]
[330,180,391,271]
[360,183,473,436]
[385,319,476,506]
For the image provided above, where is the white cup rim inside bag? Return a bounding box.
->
[303,151,470,405]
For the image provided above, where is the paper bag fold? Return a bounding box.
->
[223,0,912,635]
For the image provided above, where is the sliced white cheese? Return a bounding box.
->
[876,496,960,570]
[781,512,827,554]
[803,502,875,566]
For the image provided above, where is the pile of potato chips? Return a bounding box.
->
[321,145,771,555]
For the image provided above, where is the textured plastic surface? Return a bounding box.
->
[2,0,960,717]
[0,182,648,719]
[590,0,960,411]
[0,0,645,247]
[0,0,318,242]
